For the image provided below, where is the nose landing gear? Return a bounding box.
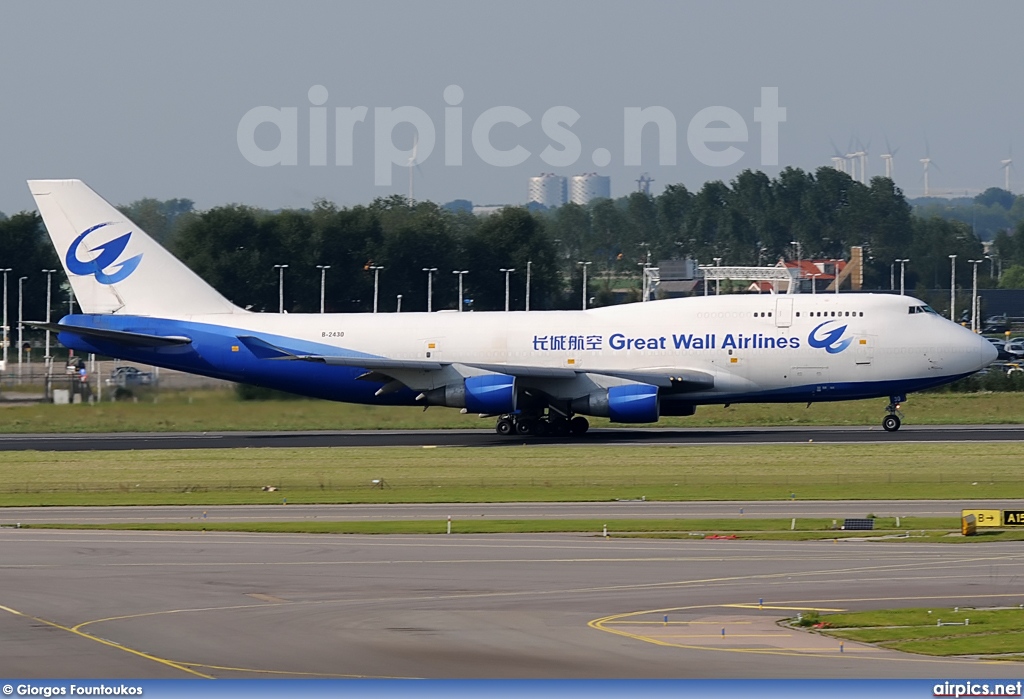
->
[882,395,905,432]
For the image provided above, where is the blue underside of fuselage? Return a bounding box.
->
[57,315,970,410]
[58,315,421,405]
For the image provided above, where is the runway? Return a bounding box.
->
[0,424,1023,451]
[1,528,1023,679]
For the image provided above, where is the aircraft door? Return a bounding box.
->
[854,335,874,366]
[775,297,793,328]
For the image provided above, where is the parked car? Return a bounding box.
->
[1005,339,1024,359]
[107,366,154,387]
[983,315,1011,333]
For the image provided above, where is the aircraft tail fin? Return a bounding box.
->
[28,179,240,316]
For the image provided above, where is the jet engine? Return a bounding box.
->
[422,373,517,414]
[570,383,659,423]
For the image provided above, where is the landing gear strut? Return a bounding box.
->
[494,412,589,438]
[882,395,905,432]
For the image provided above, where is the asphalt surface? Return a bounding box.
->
[1,424,1024,451]
[2,426,1022,679]
[2,499,1023,525]
[1,528,1023,679]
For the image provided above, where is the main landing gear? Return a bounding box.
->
[495,412,590,438]
[882,395,905,432]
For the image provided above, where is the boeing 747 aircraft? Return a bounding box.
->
[28,179,996,436]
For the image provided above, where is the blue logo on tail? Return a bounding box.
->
[808,321,852,354]
[66,223,143,284]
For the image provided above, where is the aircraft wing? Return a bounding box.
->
[236,336,714,391]
[28,322,193,347]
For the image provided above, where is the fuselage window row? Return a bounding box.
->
[795,311,865,318]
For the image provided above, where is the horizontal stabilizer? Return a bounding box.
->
[28,322,192,347]
[235,335,298,360]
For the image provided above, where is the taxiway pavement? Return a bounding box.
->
[1,528,1023,679]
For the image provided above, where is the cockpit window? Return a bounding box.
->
[922,305,938,314]
[908,305,939,315]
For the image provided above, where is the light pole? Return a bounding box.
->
[0,268,9,371]
[396,294,402,313]
[316,265,331,314]
[948,254,957,322]
[638,261,649,302]
[500,268,515,312]
[896,259,910,297]
[712,257,722,295]
[273,264,288,313]
[17,276,26,381]
[577,261,591,310]
[968,259,982,332]
[577,261,593,309]
[452,270,468,311]
[525,260,532,312]
[810,273,820,294]
[368,265,383,313]
[422,267,437,312]
[890,263,895,291]
[790,240,802,263]
[67,284,74,316]
[41,269,56,369]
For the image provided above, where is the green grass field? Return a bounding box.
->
[2,442,1024,506]
[810,607,1024,658]
[0,388,1023,433]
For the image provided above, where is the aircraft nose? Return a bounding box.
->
[979,336,999,368]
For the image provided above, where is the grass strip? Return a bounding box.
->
[805,607,1024,657]
[0,443,1023,506]
[2,389,1024,433]
[17,517,954,536]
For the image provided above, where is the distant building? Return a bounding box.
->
[528,174,567,209]
[570,173,611,206]
[472,205,505,217]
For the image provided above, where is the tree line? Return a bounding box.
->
[2,167,1022,322]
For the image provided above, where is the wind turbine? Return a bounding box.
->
[919,137,939,196]
[845,146,859,182]
[407,133,421,204]
[880,136,899,179]
[854,137,870,184]
[829,138,847,174]
[1001,143,1014,192]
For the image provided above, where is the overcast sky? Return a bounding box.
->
[1,0,1021,214]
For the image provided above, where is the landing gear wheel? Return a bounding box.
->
[569,416,590,436]
[495,417,515,436]
[882,415,901,432]
[533,420,552,437]
[549,417,570,437]
[515,419,535,436]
